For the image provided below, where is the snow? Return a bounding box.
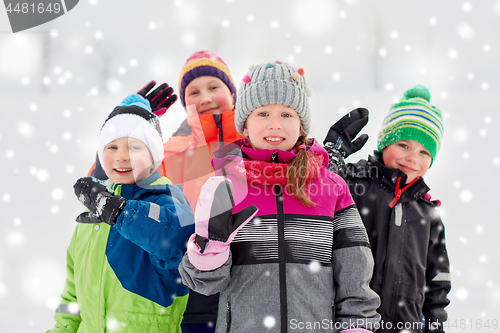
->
[308,260,321,273]
[0,0,499,331]
[455,288,469,301]
[6,230,24,247]
[263,315,276,328]
[51,188,64,201]
[459,190,473,202]
[36,169,49,182]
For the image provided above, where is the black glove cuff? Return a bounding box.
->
[101,194,127,226]
[195,234,209,253]
[324,143,346,172]
[75,211,102,224]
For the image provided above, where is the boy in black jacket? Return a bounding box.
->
[324,85,451,333]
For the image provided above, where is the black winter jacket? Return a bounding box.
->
[338,152,451,333]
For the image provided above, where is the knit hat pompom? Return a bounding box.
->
[235,61,311,135]
[178,50,236,107]
[404,85,431,102]
[118,94,152,110]
[98,94,164,173]
[377,85,444,166]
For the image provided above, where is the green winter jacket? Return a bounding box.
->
[47,174,195,333]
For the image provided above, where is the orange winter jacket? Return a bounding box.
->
[160,111,243,209]
[88,111,243,210]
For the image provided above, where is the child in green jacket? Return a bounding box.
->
[47,94,195,333]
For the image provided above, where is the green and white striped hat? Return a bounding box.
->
[377,85,444,165]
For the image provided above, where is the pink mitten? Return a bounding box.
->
[187,176,258,271]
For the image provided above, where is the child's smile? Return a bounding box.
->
[243,104,301,151]
[382,140,432,183]
[102,137,154,184]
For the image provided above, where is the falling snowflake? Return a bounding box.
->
[6,230,24,247]
[309,260,321,273]
[457,24,474,40]
[448,49,458,59]
[0,282,8,297]
[455,288,468,301]
[263,316,276,328]
[460,190,473,202]
[51,188,64,201]
[453,128,468,142]
[106,318,119,331]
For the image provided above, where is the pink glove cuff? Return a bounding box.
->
[340,328,372,333]
[186,233,230,271]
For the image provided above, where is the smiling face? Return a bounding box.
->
[184,76,234,116]
[382,140,432,184]
[102,137,154,184]
[242,104,301,151]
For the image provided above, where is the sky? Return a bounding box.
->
[1,0,500,332]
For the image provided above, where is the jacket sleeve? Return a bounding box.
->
[112,184,195,269]
[178,251,232,296]
[46,228,81,333]
[331,183,381,331]
[423,211,451,333]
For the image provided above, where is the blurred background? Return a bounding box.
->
[1,0,499,331]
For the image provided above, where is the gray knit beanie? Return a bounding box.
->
[235,61,311,135]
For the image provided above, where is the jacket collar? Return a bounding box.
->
[172,111,235,137]
[367,151,430,200]
[212,137,329,169]
[109,172,168,195]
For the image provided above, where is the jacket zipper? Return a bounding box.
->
[388,176,420,208]
[394,203,403,226]
[275,184,288,333]
[226,300,231,333]
[214,114,224,148]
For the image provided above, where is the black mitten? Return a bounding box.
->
[73,177,127,226]
[323,108,369,171]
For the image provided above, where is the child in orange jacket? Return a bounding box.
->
[88,50,243,333]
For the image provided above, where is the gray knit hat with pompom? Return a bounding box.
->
[235,61,312,135]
